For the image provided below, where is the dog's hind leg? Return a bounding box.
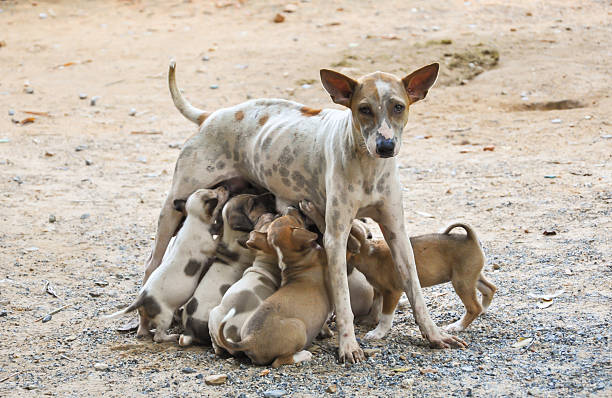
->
[476,273,497,313]
[445,278,482,332]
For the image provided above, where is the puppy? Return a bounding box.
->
[217,208,332,367]
[105,187,228,342]
[208,212,280,355]
[349,220,496,339]
[178,193,274,346]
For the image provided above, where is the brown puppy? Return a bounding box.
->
[349,219,496,339]
[217,208,331,367]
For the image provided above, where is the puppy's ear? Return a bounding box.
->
[320,69,357,108]
[246,231,272,253]
[236,235,249,249]
[291,227,319,250]
[347,235,361,254]
[402,63,439,103]
[173,199,187,214]
[255,192,276,211]
[228,211,254,232]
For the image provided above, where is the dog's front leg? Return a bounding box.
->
[323,205,364,363]
[377,206,467,349]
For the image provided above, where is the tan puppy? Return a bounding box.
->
[208,213,281,355]
[178,193,274,346]
[348,220,496,339]
[217,208,331,367]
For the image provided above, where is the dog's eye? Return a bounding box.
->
[393,104,405,114]
[359,106,372,116]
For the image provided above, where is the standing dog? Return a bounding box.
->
[349,219,495,339]
[106,187,228,342]
[179,193,274,346]
[217,208,331,367]
[145,60,464,363]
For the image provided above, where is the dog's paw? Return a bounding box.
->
[178,334,193,347]
[338,336,364,364]
[364,329,386,340]
[443,321,465,333]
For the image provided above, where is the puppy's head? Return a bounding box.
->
[240,212,278,249]
[222,192,276,233]
[267,209,320,265]
[320,63,439,158]
[180,187,229,224]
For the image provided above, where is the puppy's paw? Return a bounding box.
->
[178,334,193,347]
[364,329,386,340]
[443,321,465,333]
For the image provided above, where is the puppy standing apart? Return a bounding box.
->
[208,212,280,355]
[105,187,228,342]
[217,209,332,367]
[179,193,274,346]
[349,220,496,339]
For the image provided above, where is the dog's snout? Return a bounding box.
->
[375,137,395,158]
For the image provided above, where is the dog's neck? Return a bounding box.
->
[280,248,325,286]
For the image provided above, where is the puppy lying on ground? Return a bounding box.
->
[217,208,332,367]
[208,212,280,355]
[105,187,228,342]
[179,193,274,346]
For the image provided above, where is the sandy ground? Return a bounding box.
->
[0,0,610,397]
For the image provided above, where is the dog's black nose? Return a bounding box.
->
[376,137,396,158]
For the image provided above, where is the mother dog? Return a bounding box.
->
[144,60,466,363]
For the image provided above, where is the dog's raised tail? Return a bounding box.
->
[441,222,480,245]
[216,308,252,352]
[168,59,210,125]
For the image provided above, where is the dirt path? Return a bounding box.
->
[0,1,610,397]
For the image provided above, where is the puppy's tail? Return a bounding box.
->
[216,308,252,352]
[441,222,483,250]
[168,59,210,125]
[102,295,144,319]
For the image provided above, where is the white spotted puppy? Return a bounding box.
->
[105,187,229,342]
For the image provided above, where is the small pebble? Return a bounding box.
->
[94,363,109,371]
[79,93,87,100]
[25,384,38,390]
[363,348,381,357]
[90,96,100,106]
[401,378,414,389]
[202,55,210,61]
[85,159,93,166]
[89,290,101,297]
[8,109,14,116]
[204,373,227,385]
[492,264,501,270]
[65,335,77,342]
[42,314,52,323]
[137,156,147,163]
[75,145,87,152]
[128,108,137,116]
[0,310,7,317]
[263,390,287,398]
[48,214,56,223]
[25,87,34,94]
[182,367,197,374]
[550,118,562,124]
[39,12,47,19]
[94,280,109,287]
[326,385,337,393]
[210,84,219,89]
[80,213,90,220]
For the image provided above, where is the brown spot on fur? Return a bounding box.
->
[300,106,321,116]
[235,110,244,121]
[197,113,209,125]
[259,114,269,126]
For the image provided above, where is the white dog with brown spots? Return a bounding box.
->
[144,60,466,363]
[105,187,228,342]
[178,193,275,346]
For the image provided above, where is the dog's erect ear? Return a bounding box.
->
[402,63,439,103]
[173,199,187,214]
[246,231,272,253]
[228,211,254,232]
[320,69,358,108]
[291,227,319,249]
